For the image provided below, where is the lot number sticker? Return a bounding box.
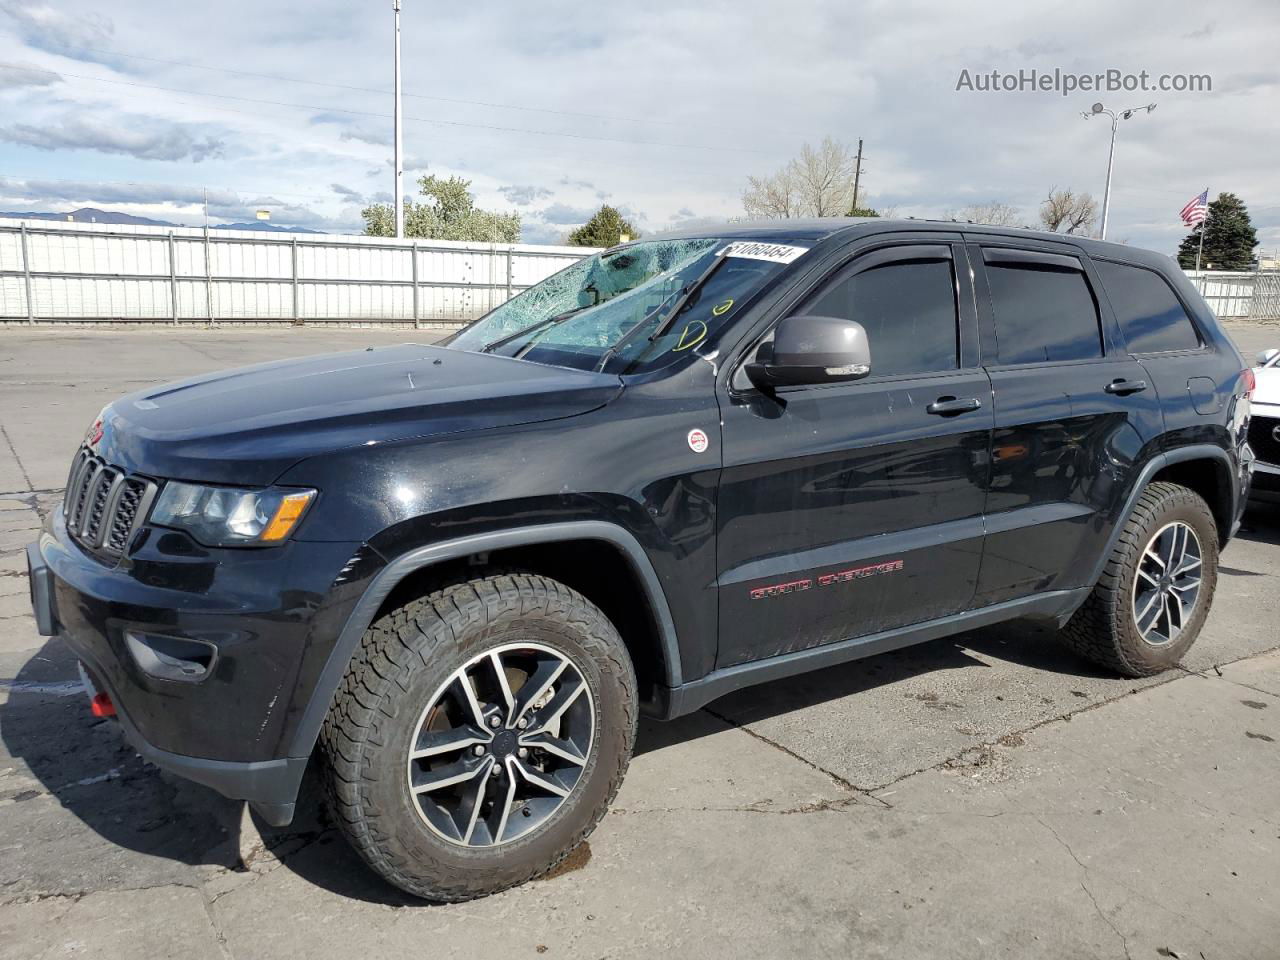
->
[716,241,809,264]
[687,428,709,453]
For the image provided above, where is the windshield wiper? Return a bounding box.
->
[480,306,589,354]
[595,252,728,373]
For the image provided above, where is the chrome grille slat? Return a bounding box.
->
[61,447,157,562]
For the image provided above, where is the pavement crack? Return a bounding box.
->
[1177,664,1280,701]
[0,425,33,492]
[611,796,863,817]
[703,707,891,807]
[199,885,236,960]
[1036,817,1133,960]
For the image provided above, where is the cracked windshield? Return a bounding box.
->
[448,238,792,373]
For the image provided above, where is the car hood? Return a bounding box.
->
[1253,364,1280,408]
[93,343,622,485]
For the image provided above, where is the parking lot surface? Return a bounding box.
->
[2,323,1279,959]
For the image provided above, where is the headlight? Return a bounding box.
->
[150,483,316,547]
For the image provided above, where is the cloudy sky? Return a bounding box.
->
[0,0,1275,254]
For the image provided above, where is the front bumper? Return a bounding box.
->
[28,508,368,826]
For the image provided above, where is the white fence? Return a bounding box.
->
[0,219,593,326]
[1184,270,1280,321]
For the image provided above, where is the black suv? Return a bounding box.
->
[28,220,1254,901]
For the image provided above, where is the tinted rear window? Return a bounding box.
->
[1096,260,1201,353]
[986,259,1102,364]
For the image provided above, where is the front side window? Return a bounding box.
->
[1095,260,1201,354]
[804,256,959,378]
[986,258,1102,364]
[448,238,795,373]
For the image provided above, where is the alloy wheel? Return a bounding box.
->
[1131,520,1203,646]
[405,642,594,847]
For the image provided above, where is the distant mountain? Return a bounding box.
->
[0,207,322,233]
[0,207,179,226]
[214,221,321,234]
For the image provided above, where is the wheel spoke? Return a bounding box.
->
[453,670,488,729]
[511,656,568,726]
[487,759,520,844]
[411,758,486,795]
[513,758,571,797]
[1174,556,1201,577]
[519,731,588,766]
[1135,589,1163,632]
[489,651,517,718]
[1135,566,1160,588]
[1144,545,1166,571]
[523,676,587,738]
[458,762,493,845]
[410,725,490,760]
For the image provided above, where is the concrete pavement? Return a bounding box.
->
[1,323,1278,959]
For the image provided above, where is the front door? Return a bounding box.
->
[715,238,992,668]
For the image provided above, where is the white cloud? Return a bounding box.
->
[0,0,1272,252]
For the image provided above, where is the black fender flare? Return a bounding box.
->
[1075,443,1237,605]
[286,520,683,759]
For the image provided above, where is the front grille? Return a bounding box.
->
[1249,416,1280,467]
[63,448,158,561]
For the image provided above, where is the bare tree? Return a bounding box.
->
[947,201,1022,226]
[743,137,857,218]
[1039,188,1098,234]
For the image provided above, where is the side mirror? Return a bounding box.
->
[745,315,871,390]
[1257,348,1279,367]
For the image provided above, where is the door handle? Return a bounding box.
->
[1104,378,1148,395]
[927,396,982,416]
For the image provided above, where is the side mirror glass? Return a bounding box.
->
[745,315,871,390]
[1257,348,1279,367]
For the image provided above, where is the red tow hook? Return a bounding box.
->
[90,691,116,718]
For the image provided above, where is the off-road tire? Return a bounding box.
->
[1060,481,1218,677]
[320,572,637,901]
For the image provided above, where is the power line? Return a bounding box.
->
[5,61,773,156]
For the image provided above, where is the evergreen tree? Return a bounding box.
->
[1176,192,1257,270]
[362,175,520,242]
[847,206,880,218]
[567,205,638,247]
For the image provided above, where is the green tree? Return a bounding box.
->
[362,174,520,242]
[1177,192,1258,270]
[847,206,880,218]
[567,205,638,247]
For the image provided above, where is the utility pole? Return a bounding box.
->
[392,0,404,238]
[851,138,863,214]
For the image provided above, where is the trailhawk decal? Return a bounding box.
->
[716,241,809,264]
[749,559,904,600]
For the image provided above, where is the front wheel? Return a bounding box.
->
[1060,481,1219,677]
[320,573,637,901]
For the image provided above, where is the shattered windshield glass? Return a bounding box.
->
[447,238,796,374]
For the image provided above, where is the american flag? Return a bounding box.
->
[1180,189,1209,228]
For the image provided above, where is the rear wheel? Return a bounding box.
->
[1060,481,1218,677]
[321,572,637,901]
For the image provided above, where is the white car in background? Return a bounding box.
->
[1251,348,1280,503]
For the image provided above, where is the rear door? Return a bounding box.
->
[970,239,1163,606]
[715,236,993,668]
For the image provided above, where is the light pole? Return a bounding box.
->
[1081,101,1156,240]
[392,0,404,238]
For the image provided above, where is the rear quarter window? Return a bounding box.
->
[1095,260,1202,353]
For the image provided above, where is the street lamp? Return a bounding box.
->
[1081,101,1156,240]
[392,0,404,239]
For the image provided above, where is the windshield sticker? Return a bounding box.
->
[716,241,809,264]
[711,298,735,317]
[672,320,708,352]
